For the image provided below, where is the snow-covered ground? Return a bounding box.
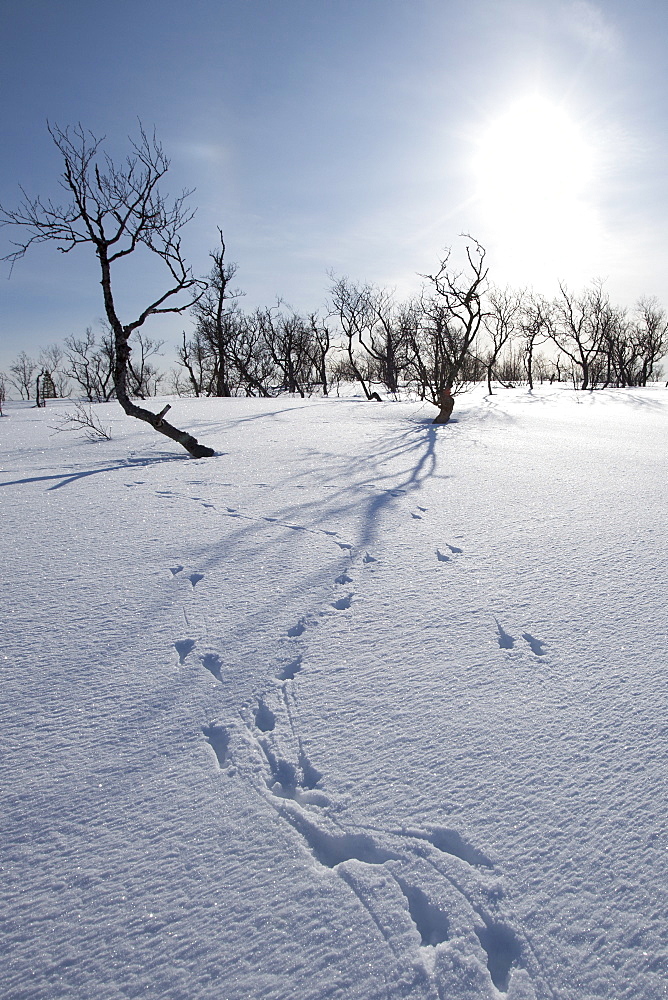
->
[1,385,667,1000]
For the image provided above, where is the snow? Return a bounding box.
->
[1,385,667,1000]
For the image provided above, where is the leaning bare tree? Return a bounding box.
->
[0,123,214,458]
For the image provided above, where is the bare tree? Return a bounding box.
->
[189,229,242,397]
[7,351,38,400]
[548,288,666,389]
[63,326,116,402]
[0,372,6,415]
[260,305,327,397]
[329,277,383,400]
[518,294,551,390]
[632,297,668,385]
[306,313,332,395]
[36,369,58,407]
[230,311,277,397]
[50,400,112,441]
[359,287,411,394]
[596,297,668,388]
[419,237,489,422]
[599,308,633,388]
[548,281,613,391]
[38,343,71,397]
[126,331,165,398]
[176,328,215,396]
[481,287,523,394]
[328,277,414,398]
[0,123,214,457]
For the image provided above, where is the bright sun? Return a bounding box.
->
[472,95,603,285]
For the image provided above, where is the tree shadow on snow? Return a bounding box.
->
[105,418,446,651]
[0,453,192,491]
[209,418,443,561]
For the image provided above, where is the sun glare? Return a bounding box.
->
[472,95,604,286]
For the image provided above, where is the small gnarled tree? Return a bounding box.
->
[0,123,214,458]
[419,236,489,423]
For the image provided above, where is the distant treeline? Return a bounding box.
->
[2,239,666,408]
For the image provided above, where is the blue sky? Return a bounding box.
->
[1,0,668,370]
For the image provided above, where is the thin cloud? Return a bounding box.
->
[564,1,621,54]
[176,141,231,166]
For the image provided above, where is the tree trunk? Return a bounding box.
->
[115,381,215,457]
[114,327,214,457]
[526,342,534,390]
[100,254,215,457]
[433,387,455,424]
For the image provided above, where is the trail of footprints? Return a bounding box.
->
[166,509,550,999]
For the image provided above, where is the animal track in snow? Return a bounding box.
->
[202,724,230,768]
[235,702,541,993]
[174,638,196,664]
[494,622,548,657]
[200,652,223,681]
[260,742,300,792]
[181,518,545,999]
[411,512,423,520]
[393,876,450,947]
[169,565,184,576]
[231,595,537,995]
[298,748,323,790]
[254,700,276,733]
[260,746,327,804]
[269,803,537,995]
[522,632,547,656]
[476,920,523,993]
[436,543,464,562]
[281,807,398,868]
[173,490,353,548]
[190,494,216,510]
[495,620,515,650]
[277,655,303,681]
[189,572,204,587]
[406,827,494,869]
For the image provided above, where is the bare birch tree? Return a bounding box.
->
[0,123,214,457]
